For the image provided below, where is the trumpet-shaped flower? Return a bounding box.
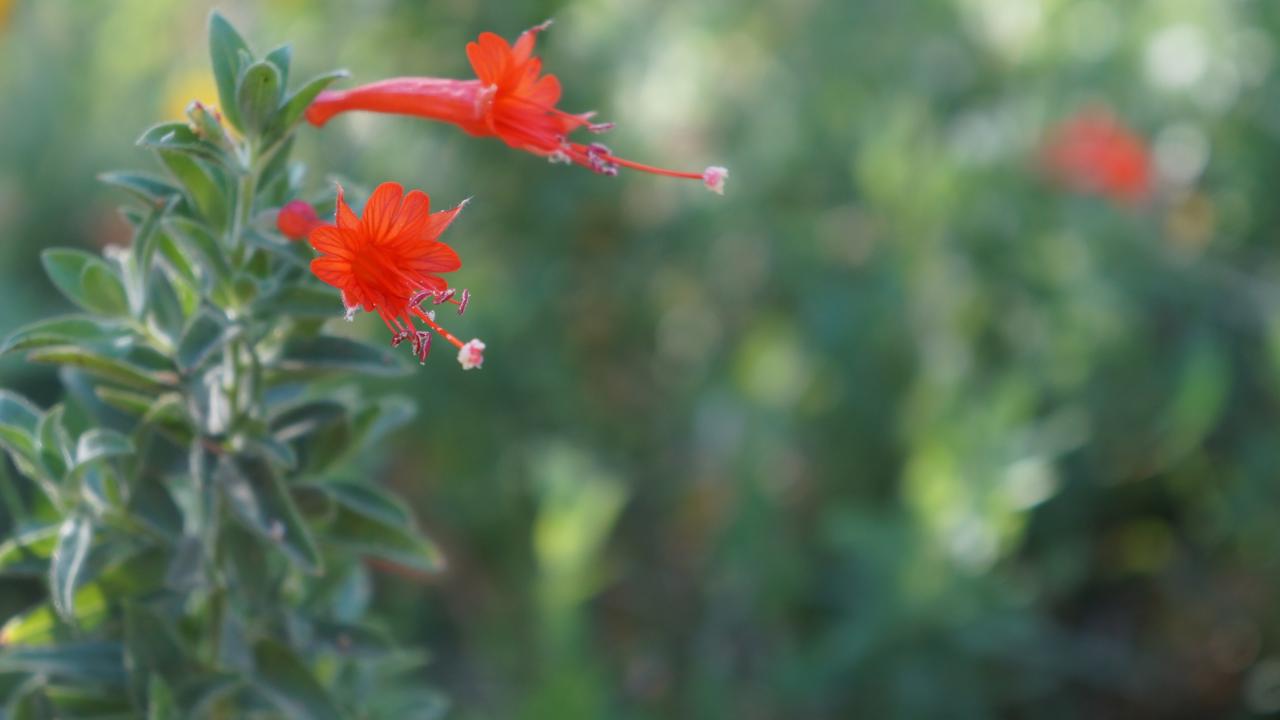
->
[308,181,483,368]
[306,23,727,193]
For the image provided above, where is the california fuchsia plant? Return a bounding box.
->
[0,10,722,719]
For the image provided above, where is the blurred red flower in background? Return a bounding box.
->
[306,23,727,194]
[1040,107,1152,205]
[308,182,482,368]
[277,199,321,240]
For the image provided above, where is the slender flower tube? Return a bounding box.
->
[308,181,484,369]
[306,22,728,194]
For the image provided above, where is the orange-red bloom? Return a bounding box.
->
[306,22,727,194]
[308,181,483,369]
[1040,107,1152,205]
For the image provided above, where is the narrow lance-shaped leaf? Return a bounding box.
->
[50,515,93,622]
[209,11,251,132]
[41,249,129,317]
[237,61,282,136]
[267,70,349,141]
[251,639,346,720]
[216,454,322,573]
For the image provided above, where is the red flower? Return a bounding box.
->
[1041,107,1152,205]
[277,199,321,240]
[308,181,483,368]
[306,22,728,194]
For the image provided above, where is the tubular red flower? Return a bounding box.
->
[306,23,727,194]
[307,181,483,368]
[1040,107,1151,205]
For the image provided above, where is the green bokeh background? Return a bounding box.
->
[5,0,1280,717]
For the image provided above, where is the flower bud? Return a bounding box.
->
[277,199,320,240]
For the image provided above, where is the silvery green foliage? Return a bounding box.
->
[0,13,445,719]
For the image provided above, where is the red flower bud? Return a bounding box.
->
[277,199,320,240]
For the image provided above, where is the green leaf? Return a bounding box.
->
[158,151,228,230]
[251,639,346,720]
[165,216,229,273]
[0,642,126,685]
[75,428,134,467]
[137,122,228,165]
[278,335,407,377]
[0,525,59,577]
[268,70,349,140]
[124,604,190,685]
[41,248,127,316]
[209,11,251,132]
[96,388,193,444]
[217,454,322,573]
[27,347,175,392]
[0,315,126,355]
[319,483,444,573]
[264,44,292,91]
[176,311,229,372]
[237,60,282,136]
[0,390,40,433]
[37,405,73,478]
[80,262,131,317]
[0,584,107,644]
[257,284,341,318]
[98,170,183,207]
[0,391,50,490]
[7,678,55,720]
[348,396,416,457]
[50,514,93,622]
[147,675,180,720]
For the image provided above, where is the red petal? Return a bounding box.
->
[526,73,562,107]
[311,256,353,287]
[513,28,539,63]
[387,189,432,242]
[336,185,360,231]
[467,32,512,85]
[309,225,356,258]
[406,242,462,273]
[362,182,405,242]
[420,203,466,242]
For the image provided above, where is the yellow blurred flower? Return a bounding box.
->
[163,69,220,122]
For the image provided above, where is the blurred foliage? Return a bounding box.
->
[4,0,1280,717]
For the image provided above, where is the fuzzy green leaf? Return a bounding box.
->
[50,514,93,622]
[27,347,175,391]
[0,525,59,577]
[137,122,228,165]
[265,44,292,87]
[319,483,444,573]
[99,171,183,207]
[80,262,130,317]
[75,428,134,467]
[268,70,348,141]
[0,642,125,685]
[0,315,126,355]
[251,639,346,720]
[217,454,322,573]
[158,151,228,230]
[41,249,127,316]
[278,335,407,377]
[209,11,251,132]
[176,311,229,372]
[238,61,282,136]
